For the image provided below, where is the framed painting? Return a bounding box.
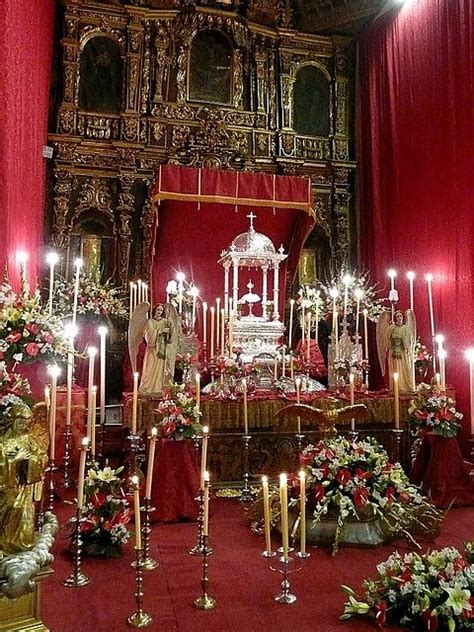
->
[298,249,317,286]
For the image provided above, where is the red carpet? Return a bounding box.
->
[42,500,473,632]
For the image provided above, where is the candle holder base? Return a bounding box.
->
[268,553,303,606]
[193,594,217,610]
[131,557,159,571]
[63,571,91,588]
[261,550,277,558]
[274,588,297,605]
[127,611,153,628]
[296,551,311,559]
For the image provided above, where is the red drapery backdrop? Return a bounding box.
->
[150,165,315,315]
[0,0,55,289]
[358,0,474,445]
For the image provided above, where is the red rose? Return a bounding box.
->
[353,487,369,507]
[43,333,54,344]
[25,342,39,356]
[6,331,22,343]
[314,484,325,502]
[375,601,387,628]
[26,323,40,334]
[422,609,438,631]
[336,468,351,486]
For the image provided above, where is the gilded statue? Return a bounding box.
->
[129,302,179,394]
[0,400,48,554]
[376,309,416,393]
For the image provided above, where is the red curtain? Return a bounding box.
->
[358,0,474,444]
[0,0,55,289]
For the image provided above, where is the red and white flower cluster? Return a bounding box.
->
[155,382,202,440]
[409,384,463,438]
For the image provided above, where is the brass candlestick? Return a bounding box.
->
[62,425,74,488]
[240,433,254,503]
[132,498,158,571]
[63,506,91,588]
[193,533,216,610]
[46,459,58,512]
[127,547,153,628]
[189,488,211,556]
[125,432,146,491]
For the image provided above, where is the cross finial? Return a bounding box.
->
[246,212,256,230]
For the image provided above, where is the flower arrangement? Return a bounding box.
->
[0,283,70,366]
[155,381,202,440]
[299,436,441,554]
[333,358,369,381]
[341,544,473,630]
[0,362,33,426]
[54,274,127,323]
[415,340,432,365]
[216,355,239,376]
[78,462,131,557]
[408,384,463,438]
[175,353,196,373]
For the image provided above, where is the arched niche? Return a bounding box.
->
[188,30,232,105]
[78,36,123,113]
[69,214,116,283]
[293,64,330,137]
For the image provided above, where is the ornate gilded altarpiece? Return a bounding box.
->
[48,0,357,288]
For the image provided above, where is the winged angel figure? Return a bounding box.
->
[376,309,416,393]
[128,302,179,395]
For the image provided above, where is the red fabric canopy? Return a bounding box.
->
[150,165,315,313]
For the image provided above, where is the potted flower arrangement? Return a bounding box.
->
[408,384,463,438]
[341,543,473,630]
[78,462,131,557]
[297,436,441,554]
[155,381,202,440]
[54,273,127,324]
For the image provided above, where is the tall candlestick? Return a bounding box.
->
[87,347,97,439]
[203,471,210,536]
[220,307,225,355]
[46,251,59,316]
[202,302,208,344]
[131,372,139,434]
[295,377,301,434]
[200,426,209,489]
[330,288,339,357]
[132,475,142,549]
[262,476,272,554]
[190,286,198,331]
[290,352,294,380]
[216,299,221,355]
[90,386,97,458]
[354,288,363,338]
[98,326,107,432]
[289,299,295,348]
[299,470,306,556]
[65,346,74,428]
[349,372,355,431]
[464,349,474,436]
[363,309,369,361]
[72,258,83,329]
[229,309,234,350]
[195,373,201,413]
[301,303,305,343]
[393,372,400,429]
[48,366,60,461]
[282,346,286,377]
[145,427,158,500]
[243,379,248,435]
[315,293,320,348]
[306,313,311,363]
[210,307,215,358]
[407,271,415,311]
[425,273,436,372]
[279,473,289,559]
[77,437,89,509]
[342,274,352,319]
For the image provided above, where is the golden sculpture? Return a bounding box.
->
[276,401,370,435]
[0,401,48,555]
[377,309,416,393]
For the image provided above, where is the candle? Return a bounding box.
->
[262,476,272,554]
[290,352,294,380]
[137,279,142,304]
[315,292,320,348]
[143,283,148,303]
[48,365,60,461]
[295,377,301,434]
[434,372,441,390]
[72,258,83,329]
[388,269,397,292]
[44,386,50,410]
[98,326,107,431]
[177,272,185,314]
[46,251,59,316]
[210,307,215,358]
[299,470,306,556]
[229,309,234,350]
[464,348,474,436]
[425,273,436,370]
[195,373,201,413]
[306,313,311,363]
[129,282,134,318]
[279,473,289,559]
[282,345,286,377]
[77,437,89,509]
[16,251,28,295]
[190,286,198,331]
[203,471,210,536]
[200,426,209,489]
[407,271,415,311]
[243,379,248,435]
[132,282,138,311]
[65,333,75,428]
[393,372,400,429]
[132,475,142,549]
[354,288,363,339]
[90,386,97,458]
[216,299,221,354]
[131,372,139,434]
[221,307,225,354]
[289,299,295,348]
[438,349,446,391]
[363,309,369,360]
[87,347,97,438]
[273,357,278,380]
[202,302,208,344]
[349,372,355,431]
[342,274,352,319]
[330,288,339,356]
[145,427,158,500]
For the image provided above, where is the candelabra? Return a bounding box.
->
[132,499,158,571]
[62,425,74,488]
[193,533,216,610]
[127,547,153,628]
[189,488,211,556]
[268,548,304,604]
[46,459,58,512]
[392,428,404,463]
[240,433,254,503]
[125,431,146,490]
[63,507,90,588]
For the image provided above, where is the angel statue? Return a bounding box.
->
[376,309,416,393]
[129,302,179,395]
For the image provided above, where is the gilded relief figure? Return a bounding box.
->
[377,309,416,393]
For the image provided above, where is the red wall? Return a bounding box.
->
[0,0,55,289]
[358,0,474,442]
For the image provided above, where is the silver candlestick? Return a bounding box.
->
[240,433,254,503]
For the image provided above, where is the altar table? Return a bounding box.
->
[150,439,200,523]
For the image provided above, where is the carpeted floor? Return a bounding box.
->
[42,500,473,632]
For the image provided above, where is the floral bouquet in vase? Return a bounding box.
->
[414,339,432,383]
[155,381,202,440]
[341,544,473,630]
[77,463,131,557]
[408,384,463,438]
